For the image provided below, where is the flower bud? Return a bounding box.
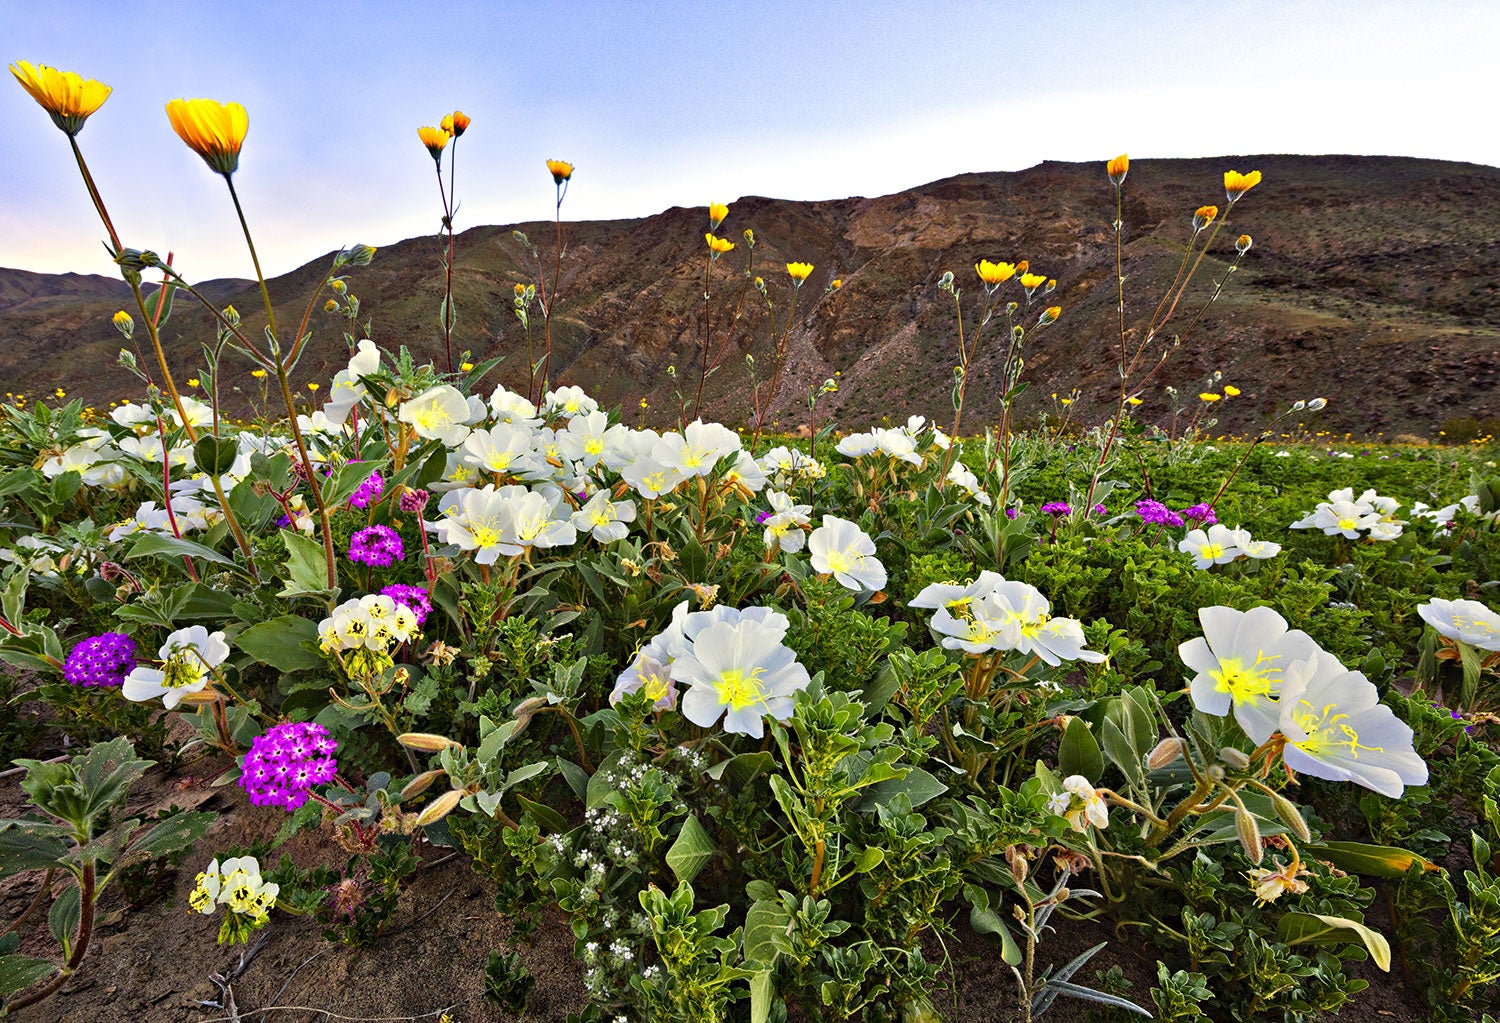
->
[415,788,465,826]
[397,732,462,752]
[400,769,447,800]
[1306,397,1327,411]
[1218,747,1251,770]
[1270,792,1313,843]
[1146,738,1184,770]
[1235,807,1264,864]
[1037,306,1061,326]
[1106,153,1129,186]
[112,310,134,339]
[1236,234,1253,255]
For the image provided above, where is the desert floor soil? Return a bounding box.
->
[0,753,1448,1023]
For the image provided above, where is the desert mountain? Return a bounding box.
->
[4,154,1497,438]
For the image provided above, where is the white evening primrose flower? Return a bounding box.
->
[489,385,542,427]
[557,411,622,469]
[168,396,214,430]
[323,338,380,422]
[1178,606,1319,742]
[944,462,991,506]
[431,484,529,564]
[463,423,545,478]
[571,491,636,543]
[543,385,599,419]
[652,420,741,478]
[872,427,922,466]
[1418,597,1500,652]
[1179,523,1244,569]
[808,515,886,592]
[835,432,879,458]
[761,490,812,553]
[1228,527,1282,559]
[672,616,811,738]
[398,384,472,446]
[988,580,1105,666]
[723,449,769,494]
[611,601,692,709]
[122,625,230,709]
[1276,656,1428,798]
[622,456,687,500]
[1061,775,1109,832]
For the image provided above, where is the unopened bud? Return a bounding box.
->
[1235,808,1264,864]
[1146,738,1185,770]
[1306,397,1327,411]
[1270,792,1313,843]
[1219,747,1251,770]
[398,732,462,752]
[400,769,447,800]
[112,310,134,339]
[415,788,465,826]
[1236,234,1253,255]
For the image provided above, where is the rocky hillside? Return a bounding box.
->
[4,154,1497,437]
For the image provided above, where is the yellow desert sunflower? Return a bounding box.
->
[1223,169,1262,201]
[1106,153,1129,186]
[166,98,249,176]
[417,125,450,162]
[975,259,1017,288]
[10,60,111,136]
[547,159,574,183]
[786,261,814,283]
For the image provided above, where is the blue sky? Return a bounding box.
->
[4,0,1495,281]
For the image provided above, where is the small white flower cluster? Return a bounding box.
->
[1290,486,1405,540]
[1181,606,1427,797]
[610,602,811,738]
[910,572,1105,666]
[1177,523,1282,570]
[189,856,279,941]
[757,445,825,489]
[317,593,420,654]
[835,415,946,467]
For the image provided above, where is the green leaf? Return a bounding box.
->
[1098,717,1144,790]
[193,436,239,477]
[278,528,338,599]
[1038,979,1152,1016]
[0,953,56,998]
[665,815,716,883]
[1058,717,1104,783]
[965,883,1021,965]
[0,822,72,878]
[855,765,947,811]
[1278,911,1391,971]
[125,531,234,567]
[47,882,80,951]
[322,460,383,507]
[234,616,322,672]
[1304,841,1440,878]
[749,969,776,1023]
[742,898,790,965]
[118,811,215,868]
[515,794,569,834]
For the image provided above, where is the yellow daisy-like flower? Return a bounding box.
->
[1106,153,1129,186]
[9,61,111,136]
[1019,272,1047,292]
[975,259,1017,287]
[786,262,814,283]
[250,369,268,379]
[166,98,249,177]
[708,202,729,230]
[1224,385,1241,397]
[1224,169,1262,201]
[1199,392,1221,403]
[461,361,475,372]
[705,233,735,256]
[441,110,470,137]
[1194,205,1218,229]
[830,279,842,290]
[418,125,450,162]
[1126,396,1143,406]
[547,159,574,183]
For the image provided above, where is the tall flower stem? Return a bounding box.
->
[223,175,337,588]
[434,162,456,373]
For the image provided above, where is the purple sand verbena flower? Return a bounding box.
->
[381,584,432,627]
[1135,499,1185,528]
[348,525,404,567]
[1041,502,1072,517]
[239,721,339,811]
[1180,502,1218,525]
[63,632,137,687]
[398,488,430,514]
[349,471,385,510]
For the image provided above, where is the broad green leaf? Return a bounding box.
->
[1098,717,1144,790]
[742,898,790,965]
[47,882,80,950]
[117,811,215,868]
[193,436,239,476]
[665,815,716,883]
[1058,717,1103,783]
[0,953,56,998]
[278,528,338,599]
[855,765,947,811]
[126,531,234,567]
[1278,911,1391,971]
[515,794,569,834]
[749,969,776,1023]
[965,883,1021,965]
[234,616,322,672]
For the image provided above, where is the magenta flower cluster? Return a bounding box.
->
[1134,499,1185,528]
[348,525,403,567]
[380,583,432,627]
[63,632,136,687]
[398,488,430,514]
[349,471,385,510]
[1040,501,1072,517]
[1180,502,1218,525]
[239,721,338,811]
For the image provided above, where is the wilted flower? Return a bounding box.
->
[1060,775,1109,833]
[1106,153,1129,186]
[166,98,249,176]
[10,61,111,136]
[1247,857,1310,904]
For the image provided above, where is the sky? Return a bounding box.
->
[3,0,1496,282]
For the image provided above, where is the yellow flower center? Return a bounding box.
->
[823,549,853,574]
[1210,653,1281,705]
[1199,542,1225,559]
[1290,699,1383,758]
[471,525,501,548]
[162,652,207,689]
[1337,517,1357,530]
[714,666,768,712]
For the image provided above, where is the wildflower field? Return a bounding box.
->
[3,61,1500,1023]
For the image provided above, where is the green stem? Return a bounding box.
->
[224,176,278,341]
